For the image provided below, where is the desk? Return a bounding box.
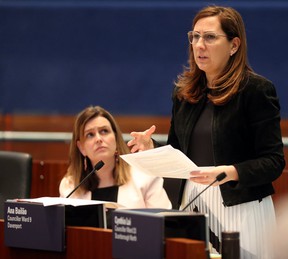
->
[0,219,207,259]
[0,219,112,259]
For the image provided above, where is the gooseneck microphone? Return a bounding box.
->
[181,172,227,211]
[66,160,105,198]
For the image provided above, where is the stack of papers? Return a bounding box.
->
[16,197,123,209]
[121,145,212,179]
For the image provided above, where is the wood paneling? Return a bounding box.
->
[1,114,171,134]
[273,170,288,206]
[31,160,68,198]
[1,113,286,136]
[0,114,171,160]
[2,114,75,132]
[0,219,113,259]
[0,114,286,161]
[166,238,207,259]
[281,119,288,136]
[0,142,70,161]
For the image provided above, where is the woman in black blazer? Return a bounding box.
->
[128,6,285,259]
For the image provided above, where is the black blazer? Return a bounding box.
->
[167,72,285,207]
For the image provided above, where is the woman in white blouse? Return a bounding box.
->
[59,105,171,213]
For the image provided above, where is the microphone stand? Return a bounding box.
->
[181,172,226,211]
[66,160,105,198]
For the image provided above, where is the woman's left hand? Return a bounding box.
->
[189,165,238,186]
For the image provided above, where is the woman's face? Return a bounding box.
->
[192,16,236,83]
[77,116,117,167]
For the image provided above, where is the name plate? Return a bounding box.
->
[112,208,209,259]
[4,201,65,252]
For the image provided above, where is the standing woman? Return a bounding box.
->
[59,106,171,224]
[128,6,285,258]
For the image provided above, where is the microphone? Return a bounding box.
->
[66,160,105,198]
[181,172,227,211]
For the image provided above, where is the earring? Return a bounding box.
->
[230,48,237,56]
[84,156,87,171]
[115,150,119,163]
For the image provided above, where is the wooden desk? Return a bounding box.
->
[0,219,112,259]
[0,220,207,259]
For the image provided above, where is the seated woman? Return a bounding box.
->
[59,106,171,226]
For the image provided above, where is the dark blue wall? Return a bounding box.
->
[0,1,287,118]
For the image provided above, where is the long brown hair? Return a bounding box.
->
[65,106,131,194]
[175,5,253,105]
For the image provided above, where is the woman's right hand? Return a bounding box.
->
[127,125,156,153]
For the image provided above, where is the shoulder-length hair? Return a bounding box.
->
[66,105,131,193]
[175,5,253,105]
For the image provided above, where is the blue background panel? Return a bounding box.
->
[0,2,287,117]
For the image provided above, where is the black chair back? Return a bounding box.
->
[0,151,32,219]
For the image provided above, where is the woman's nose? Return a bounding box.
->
[195,37,206,48]
[94,132,102,142]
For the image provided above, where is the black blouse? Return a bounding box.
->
[91,186,119,229]
[91,185,119,202]
[187,100,214,166]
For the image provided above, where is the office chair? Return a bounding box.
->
[0,151,32,219]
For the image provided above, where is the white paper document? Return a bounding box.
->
[16,197,123,209]
[121,145,212,179]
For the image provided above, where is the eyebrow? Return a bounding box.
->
[84,125,109,133]
[194,30,218,33]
